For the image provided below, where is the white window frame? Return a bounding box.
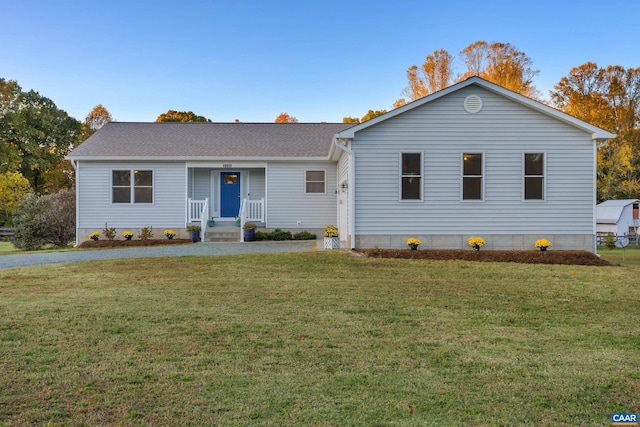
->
[399,152,423,202]
[523,152,546,202]
[111,169,154,204]
[461,152,484,201]
[304,169,326,194]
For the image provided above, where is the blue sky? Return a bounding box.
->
[3,0,638,123]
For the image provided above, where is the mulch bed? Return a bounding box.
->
[359,249,613,266]
[78,239,193,248]
[77,240,612,266]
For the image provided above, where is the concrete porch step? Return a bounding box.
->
[204,223,242,242]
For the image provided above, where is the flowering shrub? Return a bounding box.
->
[164,229,177,239]
[324,225,339,238]
[468,237,486,251]
[535,239,551,250]
[89,231,100,241]
[121,231,133,240]
[407,238,422,250]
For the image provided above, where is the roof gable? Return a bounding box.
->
[596,200,640,224]
[597,199,640,207]
[335,77,616,141]
[68,122,354,160]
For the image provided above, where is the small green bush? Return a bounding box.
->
[269,229,293,241]
[255,231,269,241]
[254,229,315,241]
[604,232,617,250]
[293,231,316,240]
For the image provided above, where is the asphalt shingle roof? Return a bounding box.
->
[68,122,354,159]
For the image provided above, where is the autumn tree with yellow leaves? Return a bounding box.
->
[402,49,455,102]
[551,63,640,201]
[396,41,540,105]
[156,110,211,123]
[342,109,387,124]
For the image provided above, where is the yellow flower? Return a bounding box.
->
[535,239,551,248]
[88,231,100,241]
[468,237,486,250]
[164,229,177,239]
[407,238,422,247]
[324,225,339,238]
[121,231,133,238]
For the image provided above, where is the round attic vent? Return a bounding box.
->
[464,95,483,114]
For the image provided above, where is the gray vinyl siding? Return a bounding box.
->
[352,86,596,236]
[192,169,211,201]
[77,161,186,228]
[191,169,212,217]
[249,169,265,201]
[266,161,337,228]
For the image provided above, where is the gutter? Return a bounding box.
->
[333,137,356,249]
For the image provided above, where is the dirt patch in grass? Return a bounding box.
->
[78,239,193,248]
[359,249,613,266]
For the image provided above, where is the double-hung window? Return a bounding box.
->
[401,152,422,200]
[305,170,325,194]
[524,153,545,200]
[462,153,483,200]
[112,169,153,203]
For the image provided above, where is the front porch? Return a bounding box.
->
[186,165,266,242]
[188,197,264,242]
[187,166,266,221]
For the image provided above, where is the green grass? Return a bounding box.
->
[0,251,638,426]
[597,246,640,267]
[0,241,20,255]
[0,240,79,256]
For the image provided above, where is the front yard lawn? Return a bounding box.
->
[0,241,19,255]
[0,251,638,425]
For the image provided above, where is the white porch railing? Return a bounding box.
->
[188,198,208,222]
[244,198,264,222]
[239,198,264,242]
[187,198,208,243]
[199,198,208,242]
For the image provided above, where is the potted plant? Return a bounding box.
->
[207,216,216,227]
[187,225,201,242]
[323,225,340,249]
[468,236,486,251]
[243,222,256,241]
[406,238,421,250]
[535,238,551,252]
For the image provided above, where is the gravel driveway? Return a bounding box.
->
[0,241,317,269]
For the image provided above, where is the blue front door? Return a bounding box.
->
[220,172,241,217]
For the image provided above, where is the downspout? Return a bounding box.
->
[333,138,355,249]
[70,160,79,247]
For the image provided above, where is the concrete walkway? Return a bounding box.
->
[0,241,317,269]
